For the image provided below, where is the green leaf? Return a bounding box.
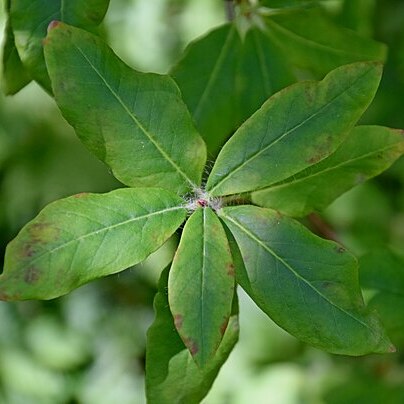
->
[252,126,404,217]
[360,250,404,346]
[2,0,31,95]
[44,22,206,194]
[0,188,186,301]
[171,24,294,155]
[264,8,387,76]
[206,62,383,196]
[218,205,394,355]
[10,0,110,92]
[146,267,239,404]
[168,208,235,367]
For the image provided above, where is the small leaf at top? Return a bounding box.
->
[10,0,110,92]
[146,267,239,404]
[44,22,206,194]
[264,7,387,77]
[168,208,235,368]
[206,62,383,196]
[218,205,394,355]
[0,188,186,301]
[252,126,404,217]
[171,23,294,155]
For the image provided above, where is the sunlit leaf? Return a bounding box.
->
[44,23,206,194]
[219,205,393,354]
[146,267,239,404]
[252,126,404,216]
[168,208,235,367]
[0,188,186,300]
[207,62,382,196]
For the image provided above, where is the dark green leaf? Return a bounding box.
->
[265,8,386,76]
[44,23,206,194]
[219,205,393,355]
[171,24,294,155]
[360,250,404,347]
[207,62,383,196]
[168,208,235,367]
[360,249,404,294]
[10,0,110,92]
[260,0,319,7]
[0,188,186,301]
[2,1,31,95]
[146,267,239,404]
[252,126,404,217]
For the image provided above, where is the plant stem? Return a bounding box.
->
[224,0,235,21]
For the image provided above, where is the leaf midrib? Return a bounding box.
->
[200,208,208,364]
[193,25,236,121]
[221,211,373,332]
[15,205,184,271]
[252,29,272,96]
[256,142,402,193]
[208,67,372,194]
[74,45,195,189]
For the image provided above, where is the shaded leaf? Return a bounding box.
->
[207,62,383,196]
[2,0,31,95]
[168,208,235,367]
[10,0,110,92]
[146,267,239,404]
[44,23,206,194]
[252,126,404,217]
[219,205,393,355]
[0,188,186,301]
[171,24,294,155]
[264,8,386,76]
[360,250,404,346]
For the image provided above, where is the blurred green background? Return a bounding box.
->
[1,0,404,403]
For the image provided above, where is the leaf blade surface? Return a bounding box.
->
[171,24,294,154]
[44,23,206,194]
[219,205,393,355]
[207,62,383,196]
[146,267,239,404]
[252,126,404,216]
[0,188,186,301]
[168,208,235,367]
[265,8,387,76]
[10,0,110,92]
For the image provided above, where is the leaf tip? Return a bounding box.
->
[388,344,397,353]
[47,20,62,34]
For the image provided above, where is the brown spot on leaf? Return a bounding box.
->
[28,222,59,244]
[21,243,36,258]
[227,263,235,277]
[73,192,89,198]
[174,314,183,330]
[0,291,10,301]
[24,267,41,284]
[220,319,229,336]
[307,135,334,165]
[183,337,199,356]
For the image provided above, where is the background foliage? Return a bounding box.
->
[1,0,404,403]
